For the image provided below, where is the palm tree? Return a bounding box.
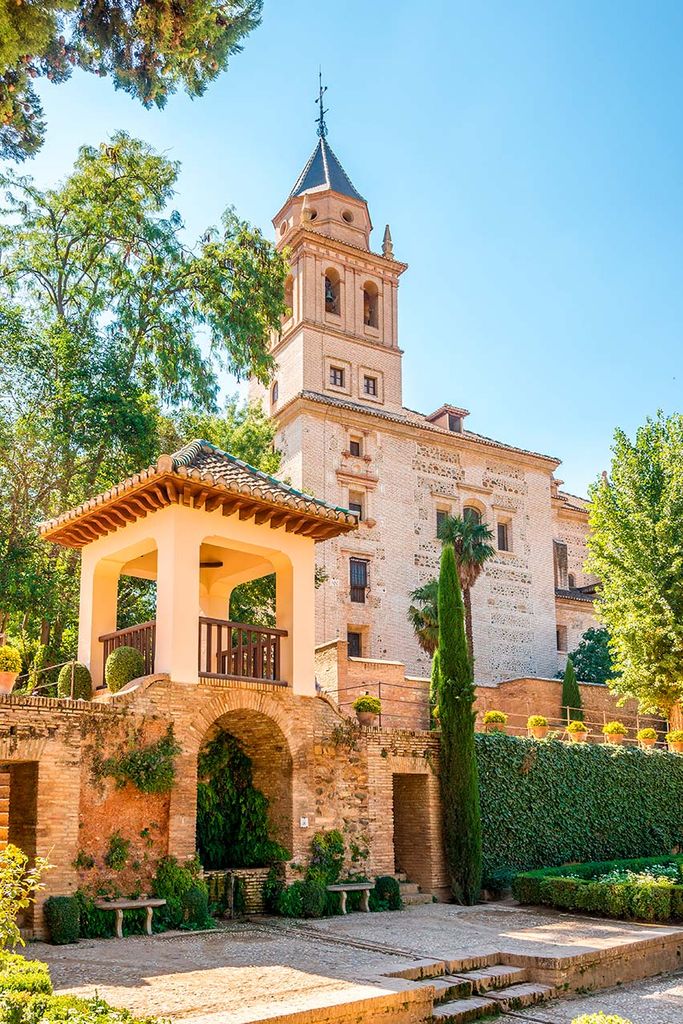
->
[408,514,495,663]
[438,513,495,660]
[408,579,439,656]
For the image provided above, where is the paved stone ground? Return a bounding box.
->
[26,904,683,1024]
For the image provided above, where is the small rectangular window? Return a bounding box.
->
[349,438,362,457]
[556,625,568,652]
[330,366,345,388]
[497,522,510,552]
[350,558,368,602]
[448,413,462,433]
[436,509,448,536]
[348,491,364,521]
[363,375,378,397]
[347,631,362,658]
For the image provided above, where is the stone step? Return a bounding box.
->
[401,891,433,906]
[488,982,555,1011]
[391,872,408,882]
[448,964,529,995]
[398,881,420,894]
[431,994,500,1023]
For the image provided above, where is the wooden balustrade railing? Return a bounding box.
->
[198,617,287,685]
[99,620,156,676]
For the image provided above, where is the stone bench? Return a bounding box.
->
[94,897,166,938]
[326,881,373,915]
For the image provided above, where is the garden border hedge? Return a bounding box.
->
[512,855,683,923]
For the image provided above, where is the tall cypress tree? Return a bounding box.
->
[561,656,583,722]
[437,543,482,904]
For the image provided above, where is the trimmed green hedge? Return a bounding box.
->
[476,733,683,879]
[512,855,683,923]
[0,951,51,994]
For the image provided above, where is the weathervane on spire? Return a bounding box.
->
[315,68,328,138]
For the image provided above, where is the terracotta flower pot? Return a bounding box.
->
[530,726,549,740]
[639,737,657,749]
[668,740,683,754]
[0,672,17,695]
[485,723,506,734]
[356,710,378,728]
[568,731,588,744]
[605,733,625,745]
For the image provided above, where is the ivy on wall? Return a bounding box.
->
[196,731,289,869]
[477,734,683,880]
[93,725,181,794]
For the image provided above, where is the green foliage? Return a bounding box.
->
[565,628,617,686]
[408,579,439,656]
[96,726,180,794]
[0,845,50,948]
[0,134,286,650]
[587,413,683,714]
[637,727,657,740]
[602,721,628,736]
[567,720,590,734]
[527,715,548,728]
[196,730,289,870]
[103,833,130,871]
[0,648,21,674]
[369,876,402,911]
[309,830,345,884]
[152,857,210,931]
[263,867,285,914]
[352,695,381,714]
[75,891,115,940]
[300,877,327,919]
[666,729,683,743]
[276,881,304,918]
[512,855,683,925]
[477,733,683,878]
[483,710,507,724]
[56,663,92,701]
[572,1016,633,1024]
[437,543,482,905]
[42,897,79,946]
[0,949,52,993]
[105,647,145,692]
[561,657,582,722]
[0,2,262,161]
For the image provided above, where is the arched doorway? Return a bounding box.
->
[195,709,293,870]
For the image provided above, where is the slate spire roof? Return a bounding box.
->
[289,136,364,201]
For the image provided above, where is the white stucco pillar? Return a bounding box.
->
[78,549,120,687]
[275,543,316,697]
[155,508,202,684]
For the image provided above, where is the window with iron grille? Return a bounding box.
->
[330,366,345,387]
[348,490,364,521]
[349,558,368,602]
[347,630,362,658]
[363,375,377,397]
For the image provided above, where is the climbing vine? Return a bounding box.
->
[196,731,289,869]
[93,725,181,794]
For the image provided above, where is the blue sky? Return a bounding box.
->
[20,1,683,496]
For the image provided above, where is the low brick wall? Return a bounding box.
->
[205,867,271,915]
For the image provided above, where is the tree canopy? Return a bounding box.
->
[0,1,262,161]
[586,413,683,715]
[563,627,616,687]
[0,134,286,669]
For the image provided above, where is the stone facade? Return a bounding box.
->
[250,135,597,685]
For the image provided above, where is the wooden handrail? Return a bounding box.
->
[198,616,287,685]
[198,617,287,636]
[99,620,156,642]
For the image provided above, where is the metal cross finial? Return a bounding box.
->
[315,68,328,138]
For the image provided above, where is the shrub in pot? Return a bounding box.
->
[105,645,145,693]
[602,720,628,745]
[666,729,683,754]
[567,719,589,743]
[637,727,658,749]
[0,646,22,694]
[57,662,92,701]
[527,714,549,739]
[483,709,507,734]
[352,693,381,726]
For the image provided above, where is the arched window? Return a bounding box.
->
[283,276,293,321]
[271,381,279,405]
[362,281,379,328]
[463,505,482,526]
[324,268,340,315]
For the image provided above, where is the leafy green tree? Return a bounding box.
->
[437,543,482,904]
[586,413,683,715]
[565,627,616,686]
[0,844,51,948]
[560,656,582,723]
[0,134,287,652]
[0,1,262,161]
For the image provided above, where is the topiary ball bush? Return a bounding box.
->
[56,662,92,701]
[0,646,22,674]
[44,896,80,945]
[300,875,327,918]
[370,875,403,911]
[184,883,211,929]
[105,646,145,692]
